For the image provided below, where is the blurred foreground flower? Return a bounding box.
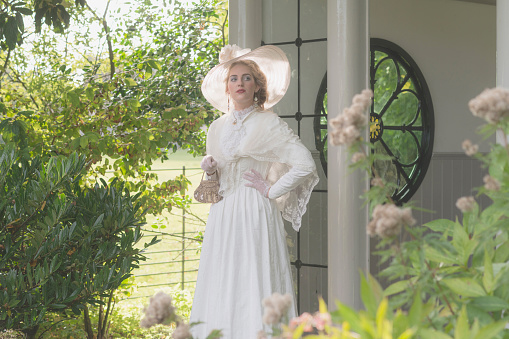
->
[456,196,476,212]
[469,87,509,124]
[351,152,366,164]
[329,89,373,147]
[262,293,293,325]
[462,139,479,156]
[483,175,501,191]
[367,204,416,238]
[140,291,177,328]
[173,322,192,339]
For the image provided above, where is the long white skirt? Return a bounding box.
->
[190,186,296,339]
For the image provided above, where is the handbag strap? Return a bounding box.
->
[202,170,220,180]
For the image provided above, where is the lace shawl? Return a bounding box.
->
[206,109,319,231]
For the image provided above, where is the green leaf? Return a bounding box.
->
[473,320,507,339]
[5,16,18,50]
[334,301,362,333]
[471,296,509,312]
[125,78,137,87]
[205,329,223,339]
[424,219,456,236]
[85,87,95,101]
[494,240,509,262]
[482,249,494,294]
[67,91,80,106]
[442,278,486,297]
[360,271,378,317]
[148,59,162,70]
[408,290,422,327]
[397,329,416,339]
[424,245,457,264]
[15,12,23,33]
[454,305,470,339]
[384,280,409,297]
[49,304,67,309]
[16,7,33,16]
[79,136,88,149]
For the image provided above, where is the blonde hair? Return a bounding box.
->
[226,60,268,109]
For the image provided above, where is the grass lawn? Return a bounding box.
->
[120,149,210,310]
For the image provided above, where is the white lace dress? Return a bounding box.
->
[190,106,319,339]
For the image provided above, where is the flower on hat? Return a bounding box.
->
[219,44,251,64]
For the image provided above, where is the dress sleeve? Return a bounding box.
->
[268,167,314,199]
[240,112,319,231]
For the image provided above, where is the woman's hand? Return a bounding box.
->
[243,169,271,198]
[201,155,218,175]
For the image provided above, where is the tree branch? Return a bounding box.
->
[85,0,115,76]
[7,64,40,110]
[221,9,228,47]
[0,48,11,90]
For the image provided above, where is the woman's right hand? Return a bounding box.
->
[201,155,218,175]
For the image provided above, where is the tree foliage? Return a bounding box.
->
[0,143,158,336]
[1,0,226,220]
[0,0,86,51]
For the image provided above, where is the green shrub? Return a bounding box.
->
[0,143,157,337]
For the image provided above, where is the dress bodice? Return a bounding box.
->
[206,107,319,231]
[217,105,271,195]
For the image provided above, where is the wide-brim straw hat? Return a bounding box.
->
[201,44,291,114]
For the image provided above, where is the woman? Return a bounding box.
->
[190,45,319,338]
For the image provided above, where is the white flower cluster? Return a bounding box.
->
[483,175,501,191]
[468,87,509,124]
[329,89,373,147]
[219,44,251,64]
[140,291,177,328]
[462,139,479,156]
[367,204,416,238]
[456,196,476,213]
[262,293,293,326]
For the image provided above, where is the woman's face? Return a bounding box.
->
[227,63,260,110]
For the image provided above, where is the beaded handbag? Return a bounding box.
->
[194,171,223,203]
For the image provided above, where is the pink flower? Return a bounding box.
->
[313,312,332,331]
[289,312,314,332]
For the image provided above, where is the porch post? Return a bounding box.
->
[228,0,262,49]
[327,0,370,310]
[497,0,509,144]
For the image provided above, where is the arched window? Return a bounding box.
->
[371,39,434,203]
[314,39,434,204]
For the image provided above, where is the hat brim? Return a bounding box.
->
[201,45,291,114]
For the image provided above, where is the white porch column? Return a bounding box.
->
[228,0,262,49]
[327,0,370,310]
[497,0,509,144]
